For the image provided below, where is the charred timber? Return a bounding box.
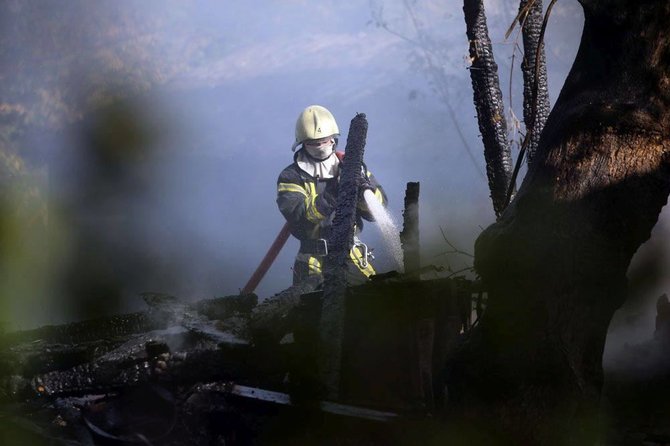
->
[0,338,125,378]
[519,0,550,166]
[0,312,157,348]
[249,276,321,343]
[0,293,255,398]
[0,293,255,349]
[400,182,420,277]
[464,0,513,218]
[319,112,368,399]
[25,344,273,401]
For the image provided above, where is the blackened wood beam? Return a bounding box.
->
[319,113,368,399]
[464,0,513,218]
[401,182,421,277]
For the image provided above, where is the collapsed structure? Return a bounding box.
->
[0,114,481,445]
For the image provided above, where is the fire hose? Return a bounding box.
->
[240,222,292,295]
[240,152,346,295]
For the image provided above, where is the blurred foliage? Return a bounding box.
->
[82,100,155,173]
[0,160,49,331]
[55,98,161,322]
[0,1,219,328]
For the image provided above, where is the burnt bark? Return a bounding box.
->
[464,0,514,218]
[519,0,550,166]
[450,1,670,444]
[319,113,368,399]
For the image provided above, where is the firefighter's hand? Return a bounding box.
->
[314,191,336,222]
[325,179,339,197]
[359,171,375,194]
[317,191,337,214]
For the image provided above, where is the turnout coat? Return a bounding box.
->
[276,149,387,286]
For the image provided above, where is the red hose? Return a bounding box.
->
[240,222,292,295]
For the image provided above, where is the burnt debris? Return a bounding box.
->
[0,275,477,444]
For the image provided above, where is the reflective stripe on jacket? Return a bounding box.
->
[276,151,387,243]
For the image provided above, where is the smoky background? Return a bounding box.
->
[0,0,664,371]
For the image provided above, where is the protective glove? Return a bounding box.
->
[359,168,375,194]
[324,178,339,197]
[315,190,337,218]
[320,190,337,207]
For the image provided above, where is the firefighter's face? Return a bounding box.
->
[304,136,335,160]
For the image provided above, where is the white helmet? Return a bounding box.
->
[291,105,340,151]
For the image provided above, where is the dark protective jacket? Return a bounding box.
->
[276,150,387,285]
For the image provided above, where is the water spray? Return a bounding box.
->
[362,189,404,273]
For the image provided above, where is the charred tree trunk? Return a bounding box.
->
[464,0,514,218]
[450,1,670,444]
[519,0,550,166]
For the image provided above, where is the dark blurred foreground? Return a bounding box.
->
[0,277,669,445]
[0,276,478,445]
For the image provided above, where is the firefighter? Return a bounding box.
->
[276,104,387,290]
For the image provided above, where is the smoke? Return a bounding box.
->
[0,0,589,330]
[603,208,670,373]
